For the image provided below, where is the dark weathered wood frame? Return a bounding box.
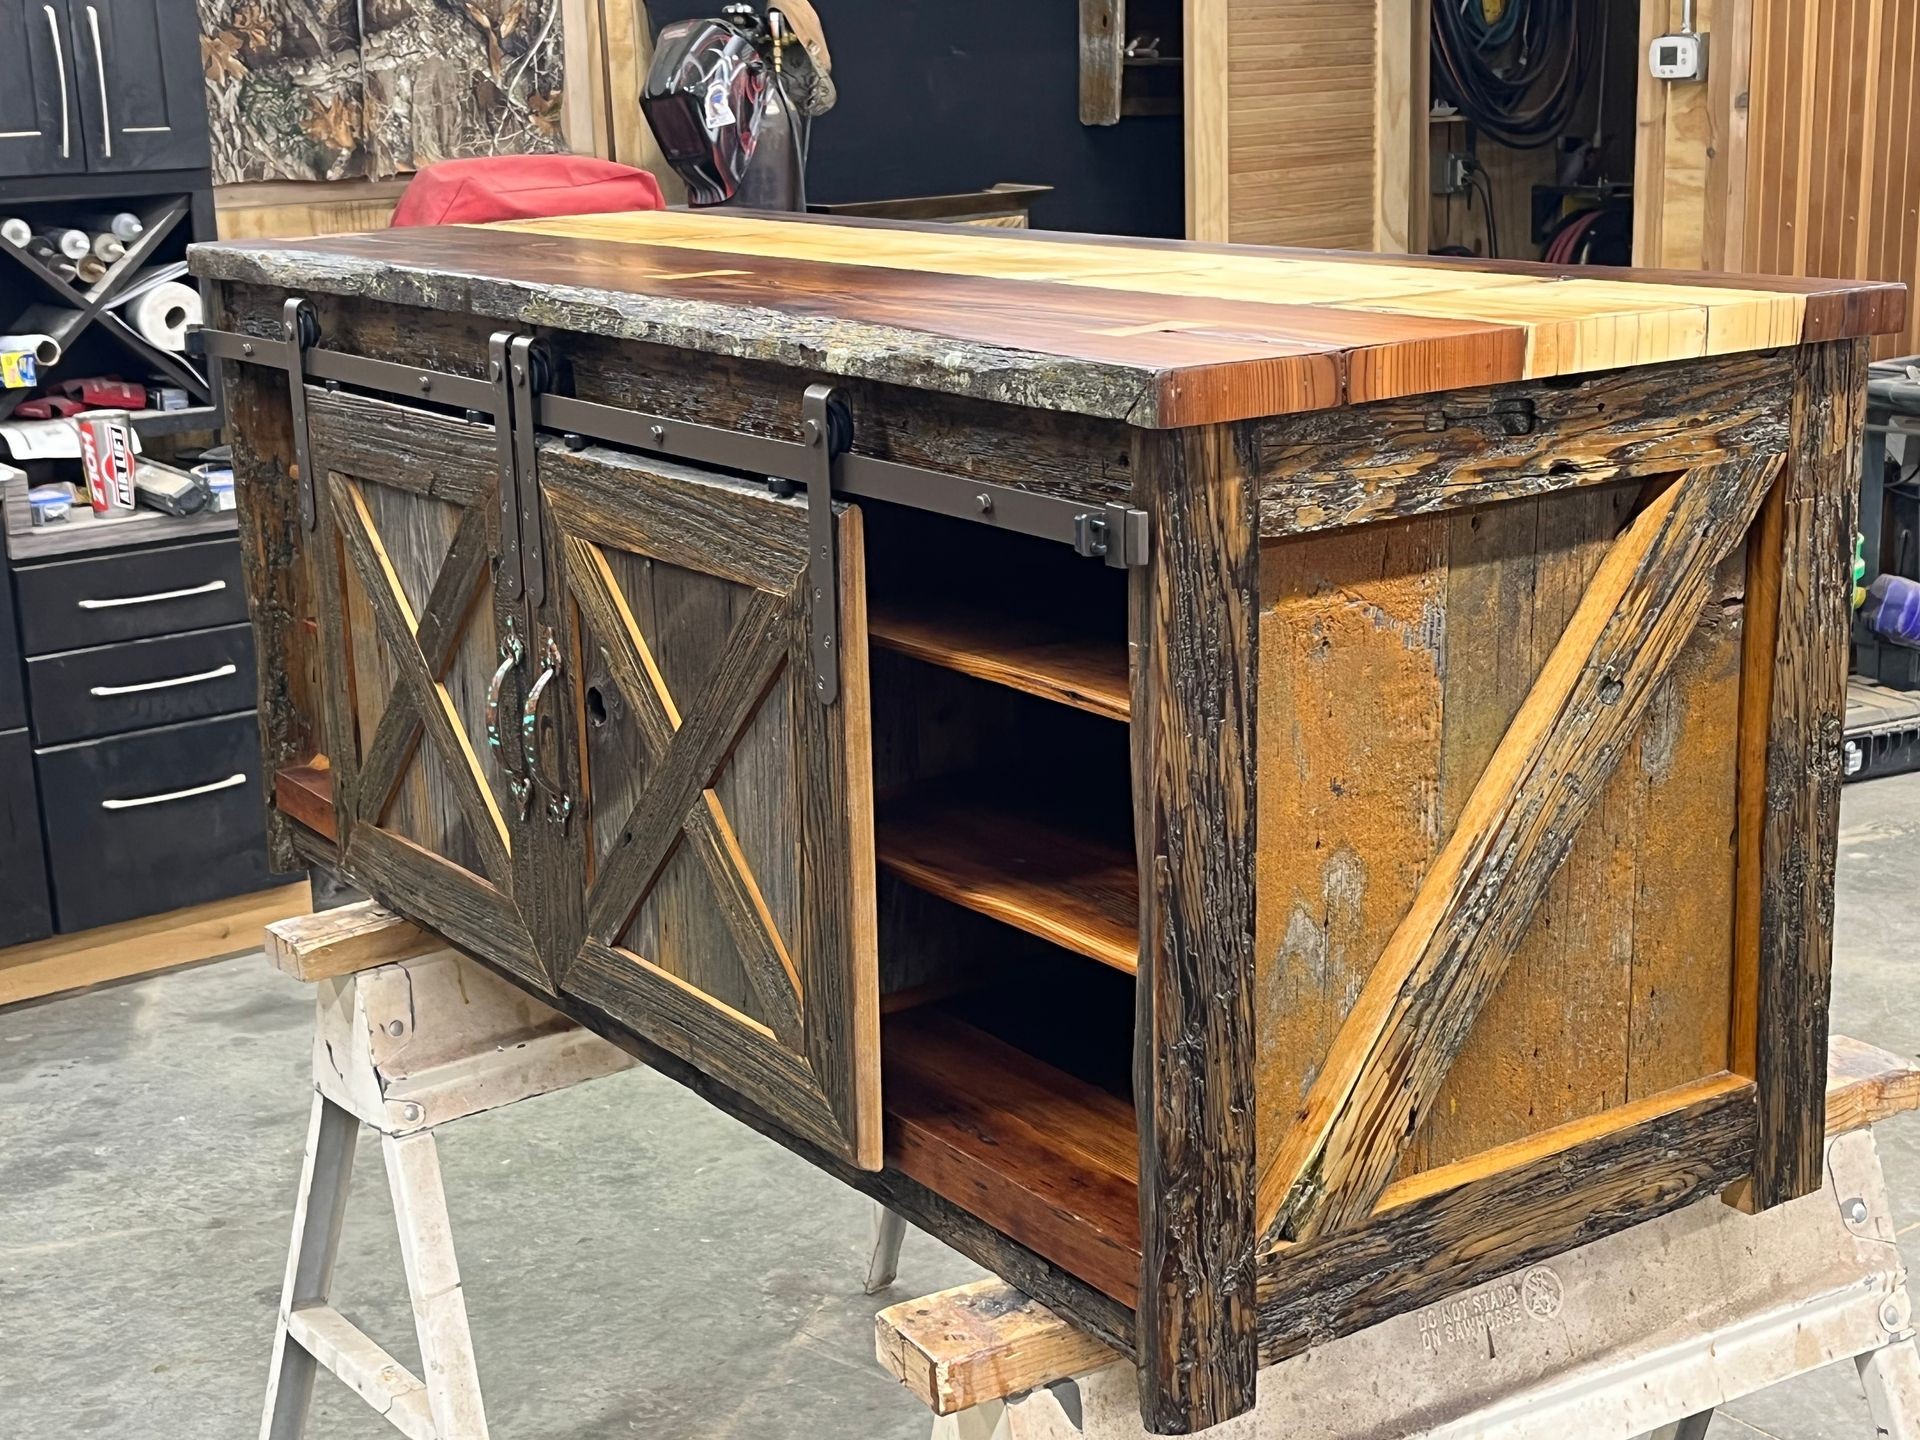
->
[214,271,1862,1437]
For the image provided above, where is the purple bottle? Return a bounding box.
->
[1862,574,1920,649]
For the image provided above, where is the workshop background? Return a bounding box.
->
[5,2,1920,1438]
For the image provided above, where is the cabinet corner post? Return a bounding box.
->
[1744,337,1868,1209]
[1129,421,1260,1432]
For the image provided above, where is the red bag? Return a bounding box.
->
[389,156,667,228]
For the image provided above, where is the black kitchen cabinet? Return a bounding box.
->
[0,0,207,179]
[2,474,287,943]
[0,0,86,179]
[63,0,212,173]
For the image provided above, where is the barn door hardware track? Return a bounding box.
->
[196,319,1150,565]
[196,316,1151,705]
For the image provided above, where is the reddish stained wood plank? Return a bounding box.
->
[884,1011,1142,1308]
[196,213,1903,427]
[276,761,337,842]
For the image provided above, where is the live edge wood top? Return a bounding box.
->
[190,211,1905,429]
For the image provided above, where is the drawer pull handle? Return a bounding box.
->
[101,772,247,811]
[85,6,111,161]
[77,579,227,610]
[90,662,238,698]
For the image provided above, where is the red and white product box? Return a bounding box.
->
[77,410,136,515]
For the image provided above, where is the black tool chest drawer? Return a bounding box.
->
[13,540,247,654]
[27,623,257,745]
[0,728,53,948]
[1,495,284,940]
[36,711,274,933]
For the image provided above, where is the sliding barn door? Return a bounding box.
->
[304,387,550,990]
[539,442,883,1168]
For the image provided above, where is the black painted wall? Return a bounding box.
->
[644,0,1186,238]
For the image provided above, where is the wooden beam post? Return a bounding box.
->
[1130,422,1259,1433]
[216,296,320,874]
[1742,338,1867,1208]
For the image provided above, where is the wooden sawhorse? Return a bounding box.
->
[877,1038,1920,1440]
[257,901,908,1438]
[258,903,636,1440]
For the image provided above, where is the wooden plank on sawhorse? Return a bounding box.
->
[264,898,442,981]
[877,1036,1920,1440]
[259,904,636,1440]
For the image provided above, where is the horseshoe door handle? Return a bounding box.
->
[522,628,572,828]
[486,616,532,818]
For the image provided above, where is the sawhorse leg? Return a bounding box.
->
[1861,1338,1920,1438]
[261,1093,357,1439]
[259,925,636,1440]
[260,1095,489,1440]
[867,1205,910,1295]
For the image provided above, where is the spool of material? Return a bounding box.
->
[0,216,29,248]
[0,332,63,366]
[75,254,107,283]
[39,228,89,260]
[128,281,202,352]
[75,211,142,241]
[90,233,125,262]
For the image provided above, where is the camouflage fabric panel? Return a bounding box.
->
[361,0,567,176]
[201,0,367,184]
[199,0,567,185]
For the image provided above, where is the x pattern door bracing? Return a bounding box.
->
[1257,453,1785,1248]
[331,476,511,891]
[565,535,806,1049]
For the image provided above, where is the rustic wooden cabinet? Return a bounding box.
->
[191,212,1901,1434]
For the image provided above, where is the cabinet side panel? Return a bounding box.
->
[1252,518,1448,1170]
[1253,482,1745,1184]
[216,282,318,871]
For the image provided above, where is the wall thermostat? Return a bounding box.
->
[1649,30,1707,82]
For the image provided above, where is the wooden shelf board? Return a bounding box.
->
[876,783,1138,974]
[276,760,337,841]
[869,598,1130,721]
[885,1009,1140,1305]
[0,880,312,1008]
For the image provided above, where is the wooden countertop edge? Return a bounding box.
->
[189,238,1903,430]
[188,241,1169,426]
[874,1036,1920,1416]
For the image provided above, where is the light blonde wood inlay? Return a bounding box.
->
[482,209,1820,380]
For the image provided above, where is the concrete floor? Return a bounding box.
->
[2,775,1919,1438]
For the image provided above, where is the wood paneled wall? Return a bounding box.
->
[1637,0,1920,355]
[1187,0,1426,251]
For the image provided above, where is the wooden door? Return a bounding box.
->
[540,443,883,1169]
[62,0,209,172]
[0,0,85,177]
[305,388,551,992]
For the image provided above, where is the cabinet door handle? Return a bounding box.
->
[85,5,109,160]
[89,662,237,697]
[486,618,531,817]
[522,628,571,827]
[101,771,247,811]
[44,6,70,160]
[77,578,226,610]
